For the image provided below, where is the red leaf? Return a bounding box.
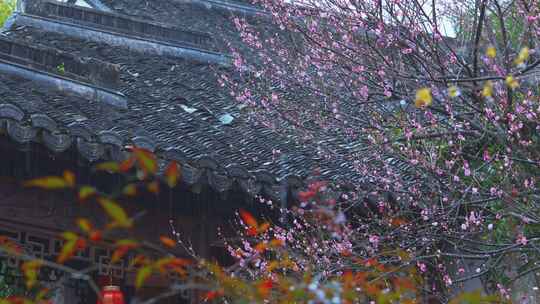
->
[247,227,258,236]
[239,209,257,228]
[257,279,273,298]
[204,290,224,301]
[89,230,102,242]
[298,190,316,201]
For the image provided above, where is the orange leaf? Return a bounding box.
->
[133,148,157,176]
[164,161,180,188]
[112,239,138,263]
[390,217,408,227]
[159,236,176,248]
[78,186,97,201]
[154,257,192,275]
[270,239,284,247]
[24,176,67,189]
[98,198,132,228]
[130,254,150,267]
[239,209,258,228]
[267,261,279,272]
[111,247,129,264]
[63,170,76,187]
[258,222,270,234]
[119,156,136,172]
[95,162,120,173]
[254,242,267,253]
[147,181,160,194]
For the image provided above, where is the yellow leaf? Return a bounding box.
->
[505,75,519,89]
[135,265,153,289]
[61,231,78,241]
[448,85,460,98]
[98,198,132,228]
[133,148,157,176]
[486,46,496,58]
[164,161,180,188]
[63,170,76,187]
[482,81,493,97]
[95,162,119,173]
[57,232,83,263]
[514,47,530,65]
[414,88,432,108]
[24,176,67,189]
[22,259,43,289]
[78,186,97,201]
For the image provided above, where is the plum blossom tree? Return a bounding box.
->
[1,0,539,302]
[220,0,540,300]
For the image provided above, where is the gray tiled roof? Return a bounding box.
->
[0,0,362,200]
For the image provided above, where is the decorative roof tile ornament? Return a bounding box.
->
[7,121,38,144]
[42,131,72,153]
[0,103,25,121]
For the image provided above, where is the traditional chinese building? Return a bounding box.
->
[0,0,364,302]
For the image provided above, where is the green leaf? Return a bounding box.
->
[135,265,153,289]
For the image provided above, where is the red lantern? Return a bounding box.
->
[97,285,125,304]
